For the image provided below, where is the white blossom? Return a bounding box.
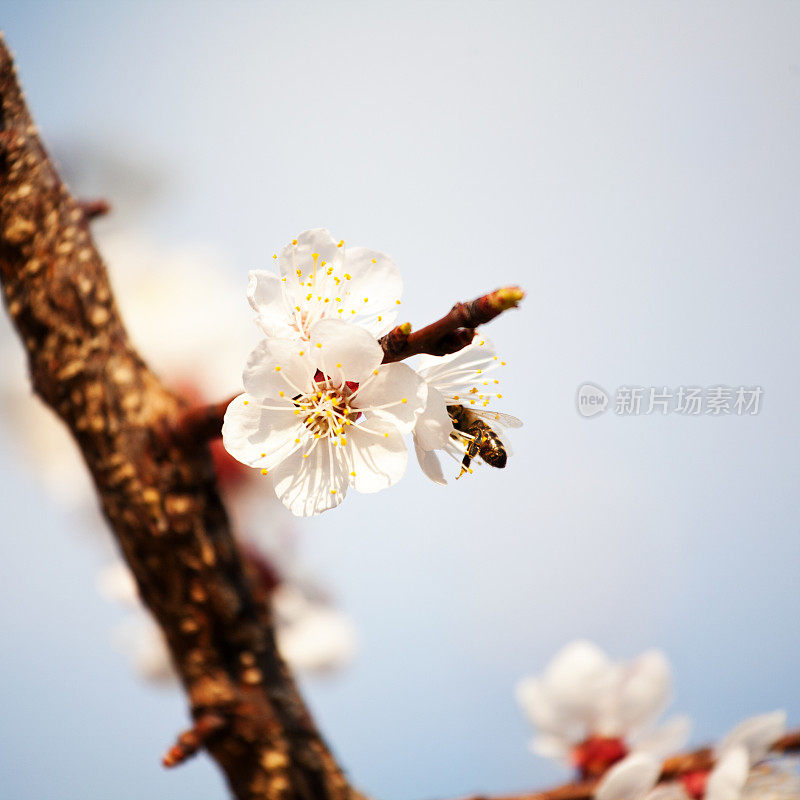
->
[247,228,402,341]
[412,334,522,484]
[594,712,793,800]
[223,319,426,516]
[516,640,689,774]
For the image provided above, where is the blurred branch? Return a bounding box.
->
[380,286,524,363]
[455,731,800,800]
[0,34,353,800]
[77,197,111,221]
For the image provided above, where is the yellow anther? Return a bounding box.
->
[336,362,342,368]
[453,395,459,400]
[314,433,320,438]
[337,309,343,313]
[337,240,344,247]
[306,293,312,301]
[261,468,269,475]
[295,305,301,311]
[312,252,319,260]
[294,410,301,415]
[330,489,337,494]
[275,365,281,372]
[324,298,330,303]
[327,267,333,275]
[371,258,377,263]
[483,381,488,386]
[243,400,249,405]
[470,400,476,405]
[350,309,356,314]
[373,369,379,375]
[479,340,485,346]
[279,390,285,397]
[395,300,401,305]
[476,369,482,374]
[321,260,326,266]
[344,273,351,280]
[493,380,499,384]
[340,437,347,446]
[497,393,503,398]
[281,277,286,282]
[292,238,298,245]
[294,438,301,444]
[273,254,277,259]
[384,432,389,438]
[401,398,408,404]
[332,440,338,446]
[296,268,302,276]
[501,361,507,366]
[363,297,369,303]
[316,342,322,348]
[377,315,382,321]
[350,471,356,477]
[303,453,309,458]
[298,350,304,356]
[260,452,266,457]
[335,297,342,302]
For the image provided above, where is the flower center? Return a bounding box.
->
[681,770,709,800]
[571,736,629,779]
[295,373,361,441]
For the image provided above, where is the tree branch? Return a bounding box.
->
[0,33,355,800]
[380,286,524,363]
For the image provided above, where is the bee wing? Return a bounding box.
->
[472,408,523,429]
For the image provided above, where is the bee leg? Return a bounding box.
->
[456,437,480,479]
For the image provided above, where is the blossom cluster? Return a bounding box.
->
[517,641,797,800]
[223,228,522,516]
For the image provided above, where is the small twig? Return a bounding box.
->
[381,286,525,363]
[379,322,412,358]
[77,197,111,221]
[162,712,228,768]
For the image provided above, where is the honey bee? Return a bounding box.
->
[447,404,522,479]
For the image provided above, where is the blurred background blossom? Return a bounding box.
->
[1,3,799,800]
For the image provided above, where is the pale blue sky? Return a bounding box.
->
[1,3,799,799]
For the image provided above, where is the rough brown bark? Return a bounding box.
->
[0,33,355,800]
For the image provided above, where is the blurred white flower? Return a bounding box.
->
[594,712,792,800]
[223,319,426,516]
[516,640,689,778]
[412,334,522,484]
[247,228,402,341]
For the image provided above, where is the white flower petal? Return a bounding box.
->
[354,362,427,433]
[307,318,383,383]
[413,434,447,485]
[271,438,349,516]
[706,747,750,800]
[246,270,296,338]
[345,418,408,493]
[278,228,340,282]
[336,246,402,337]
[417,334,500,396]
[634,715,692,760]
[413,385,453,451]
[530,733,571,763]
[242,339,313,398]
[595,754,661,800]
[516,674,578,741]
[542,640,615,731]
[717,711,787,763]
[614,649,674,735]
[222,394,306,470]
[274,598,357,673]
